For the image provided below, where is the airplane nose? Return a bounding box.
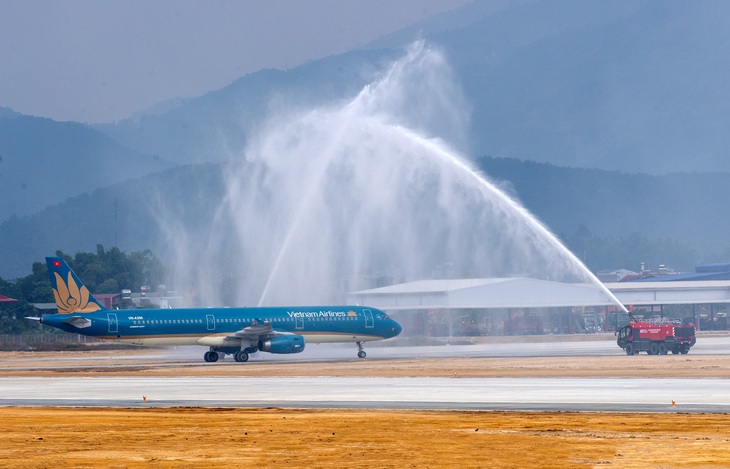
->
[392,320,403,336]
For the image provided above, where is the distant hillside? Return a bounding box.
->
[92,0,730,174]
[0,106,22,119]
[448,0,730,173]
[3,0,730,277]
[1,157,728,279]
[0,114,171,222]
[0,163,225,279]
[95,50,398,165]
[477,156,730,264]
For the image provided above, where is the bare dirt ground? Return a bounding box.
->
[1,347,729,467]
[1,407,730,468]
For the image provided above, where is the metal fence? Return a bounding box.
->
[0,334,100,345]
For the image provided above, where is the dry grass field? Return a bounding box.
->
[1,348,729,468]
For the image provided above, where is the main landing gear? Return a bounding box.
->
[204,347,251,363]
[356,341,367,359]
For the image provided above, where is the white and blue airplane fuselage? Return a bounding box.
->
[34,257,402,362]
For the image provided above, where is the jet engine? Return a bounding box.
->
[258,335,305,354]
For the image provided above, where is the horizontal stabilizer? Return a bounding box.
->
[63,316,92,329]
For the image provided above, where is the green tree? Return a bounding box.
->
[54,246,166,293]
[0,247,166,334]
[0,263,52,334]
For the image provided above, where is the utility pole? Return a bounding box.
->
[113,199,119,248]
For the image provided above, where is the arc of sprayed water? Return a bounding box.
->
[256,157,330,306]
[396,126,628,313]
[256,107,357,306]
[249,41,627,312]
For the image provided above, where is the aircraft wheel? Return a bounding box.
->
[234,351,249,362]
[624,343,634,355]
[357,350,367,359]
[204,351,219,362]
[204,351,211,362]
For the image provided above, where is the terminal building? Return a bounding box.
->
[348,264,730,337]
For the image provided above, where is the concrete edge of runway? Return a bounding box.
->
[1,399,728,413]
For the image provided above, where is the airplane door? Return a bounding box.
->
[107,313,118,334]
[206,314,215,331]
[363,309,374,328]
[295,317,304,330]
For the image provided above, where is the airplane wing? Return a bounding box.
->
[225,319,287,342]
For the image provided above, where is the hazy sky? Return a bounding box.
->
[0,0,471,124]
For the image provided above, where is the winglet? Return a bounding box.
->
[45,257,105,314]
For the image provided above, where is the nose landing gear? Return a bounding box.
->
[356,341,366,359]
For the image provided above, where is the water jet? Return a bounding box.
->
[161,41,627,315]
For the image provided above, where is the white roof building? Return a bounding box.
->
[348,278,619,310]
[348,278,730,311]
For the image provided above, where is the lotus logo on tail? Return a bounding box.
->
[52,272,101,314]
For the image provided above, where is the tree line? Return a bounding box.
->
[0,246,164,334]
[562,225,701,274]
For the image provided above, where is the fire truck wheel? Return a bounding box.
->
[680,345,689,354]
[648,342,659,355]
[671,346,680,354]
[658,343,668,355]
[625,343,635,355]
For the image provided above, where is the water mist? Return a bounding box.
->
[159,41,626,313]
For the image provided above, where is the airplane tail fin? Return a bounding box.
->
[46,257,105,314]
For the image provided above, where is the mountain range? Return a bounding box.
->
[91,0,730,174]
[1,0,729,279]
[0,156,726,279]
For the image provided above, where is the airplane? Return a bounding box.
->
[28,256,402,362]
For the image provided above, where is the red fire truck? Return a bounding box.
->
[616,321,696,355]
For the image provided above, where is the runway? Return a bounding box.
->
[2,336,729,412]
[2,375,729,412]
